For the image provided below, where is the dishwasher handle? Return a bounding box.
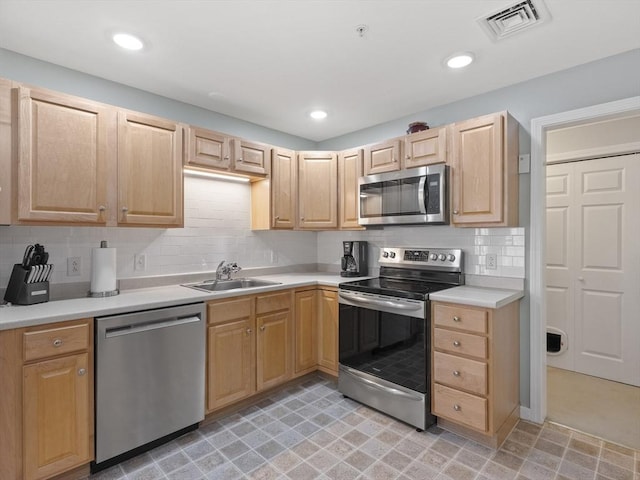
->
[105,315,201,338]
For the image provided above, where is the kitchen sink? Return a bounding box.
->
[182,278,282,293]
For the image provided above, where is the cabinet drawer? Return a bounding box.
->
[256,291,291,314]
[434,352,487,395]
[433,383,487,432]
[24,322,90,362]
[434,328,487,359]
[208,297,253,324]
[433,304,488,333]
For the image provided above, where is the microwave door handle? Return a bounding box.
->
[418,176,427,215]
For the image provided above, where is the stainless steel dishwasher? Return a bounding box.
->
[93,302,206,472]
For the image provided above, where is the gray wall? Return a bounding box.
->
[0,48,316,151]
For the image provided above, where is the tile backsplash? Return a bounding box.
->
[0,176,525,291]
[317,226,525,278]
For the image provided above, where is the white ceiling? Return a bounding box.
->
[1,0,638,141]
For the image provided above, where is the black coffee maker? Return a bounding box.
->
[340,241,368,277]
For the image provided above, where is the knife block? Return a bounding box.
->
[4,264,50,305]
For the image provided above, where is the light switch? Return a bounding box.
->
[518,154,530,174]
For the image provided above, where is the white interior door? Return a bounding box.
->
[546,154,640,386]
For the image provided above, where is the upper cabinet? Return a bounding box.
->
[185,126,231,170]
[0,78,16,225]
[16,86,116,225]
[297,151,338,229]
[404,126,447,168]
[270,147,297,229]
[364,137,402,175]
[338,148,363,230]
[185,126,270,178]
[12,85,184,227]
[231,138,270,176]
[450,112,519,227]
[117,111,184,227]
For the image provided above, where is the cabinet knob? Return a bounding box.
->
[453,370,460,377]
[406,155,411,160]
[453,340,461,347]
[260,325,266,332]
[453,210,459,215]
[224,156,229,161]
[98,205,106,212]
[78,368,86,376]
[246,328,252,335]
[300,217,305,221]
[53,338,63,347]
[122,207,128,213]
[238,157,243,162]
[453,404,461,411]
[393,158,397,163]
[275,216,280,220]
[453,316,460,322]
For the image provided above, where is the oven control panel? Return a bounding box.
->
[379,247,463,271]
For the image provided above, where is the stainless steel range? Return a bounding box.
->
[338,247,464,430]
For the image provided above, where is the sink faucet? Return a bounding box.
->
[215,261,242,281]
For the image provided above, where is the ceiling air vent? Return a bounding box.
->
[477,0,551,41]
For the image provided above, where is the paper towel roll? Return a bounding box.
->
[91,246,117,294]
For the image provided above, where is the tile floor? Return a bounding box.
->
[87,375,639,480]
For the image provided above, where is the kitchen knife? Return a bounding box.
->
[33,265,42,282]
[26,267,36,283]
[45,264,54,282]
[22,245,34,268]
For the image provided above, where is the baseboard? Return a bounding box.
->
[519,405,539,423]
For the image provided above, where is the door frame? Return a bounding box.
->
[526,96,640,424]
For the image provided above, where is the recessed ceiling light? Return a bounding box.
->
[113,33,144,51]
[310,110,328,120]
[445,52,475,69]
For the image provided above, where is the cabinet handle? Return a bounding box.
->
[53,338,63,347]
[78,368,86,376]
[453,404,461,411]
[246,328,252,335]
[98,205,106,212]
[260,325,266,332]
[453,210,459,215]
[453,370,460,377]
[453,340,461,347]
[453,316,460,322]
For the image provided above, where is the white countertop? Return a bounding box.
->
[1,274,524,330]
[429,285,524,309]
[0,273,359,331]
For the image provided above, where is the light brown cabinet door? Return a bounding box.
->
[364,138,402,175]
[271,147,297,229]
[207,318,255,412]
[317,289,339,374]
[118,111,184,227]
[23,353,91,480]
[185,126,231,170]
[298,151,338,229]
[338,149,363,229]
[232,138,270,176]
[0,78,16,225]
[256,310,292,391]
[294,290,318,374]
[451,112,518,227]
[404,126,447,168]
[16,87,115,224]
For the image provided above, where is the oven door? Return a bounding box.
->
[338,290,428,393]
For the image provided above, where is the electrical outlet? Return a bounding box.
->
[134,254,146,272]
[486,253,498,270]
[67,257,81,276]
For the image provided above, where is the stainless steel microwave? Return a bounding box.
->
[358,164,449,225]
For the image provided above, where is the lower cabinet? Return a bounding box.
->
[206,291,293,413]
[0,318,94,480]
[293,287,339,377]
[431,301,520,448]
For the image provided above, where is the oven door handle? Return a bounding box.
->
[339,291,422,311]
[342,367,422,401]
